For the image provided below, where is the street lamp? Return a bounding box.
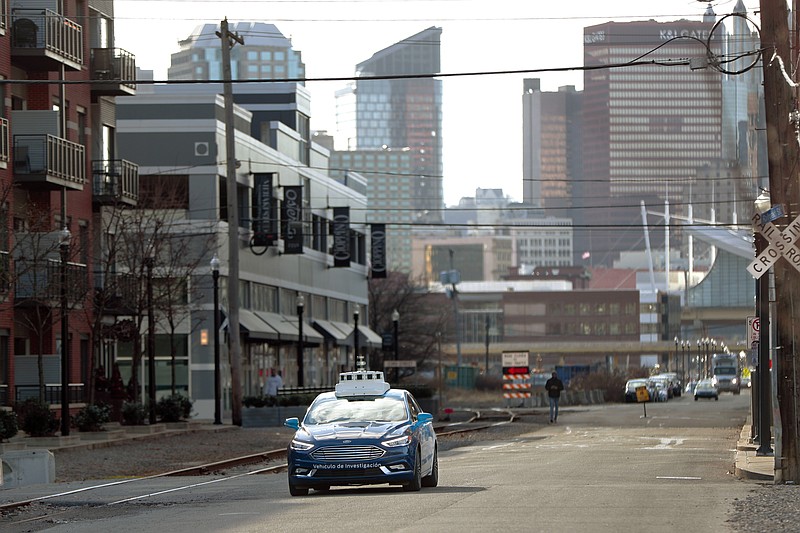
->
[485,315,491,374]
[674,336,678,374]
[297,294,305,387]
[145,256,156,425]
[392,309,399,382]
[210,255,221,425]
[353,305,360,370]
[59,226,70,436]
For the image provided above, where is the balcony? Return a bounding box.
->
[0,0,6,34]
[10,8,82,71]
[15,258,88,304]
[13,134,85,191]
[90,48,137,98]
[94,272,139,316]
[92,159,139,206]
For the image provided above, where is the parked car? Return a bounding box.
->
[647,376,671,401]
[624,378,650,403]
[694,378,719,401]
[655,372,682,397]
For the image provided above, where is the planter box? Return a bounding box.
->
[77,429,126,441]
[123,423,166,434]
[242,406,308,427]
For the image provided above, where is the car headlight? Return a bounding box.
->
[731,378,738,385]
[383,434,412,448]
[290,439,315,451]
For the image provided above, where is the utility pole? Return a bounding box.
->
[217,18,245,426]
[759,0,800,482]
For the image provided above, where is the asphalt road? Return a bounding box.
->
[1,392,752,533]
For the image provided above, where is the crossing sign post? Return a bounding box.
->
[747,212,800,278]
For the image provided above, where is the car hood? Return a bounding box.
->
[301,421,407,441]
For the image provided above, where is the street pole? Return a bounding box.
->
[210,255,221,425]
[485,315,490,374]
[59,227,71,436]
[145,257,156,425]
[392,309,399,382]
[297,294,305,387]
[217,18,245,426]
[754,194,773,455]
[353,306,360,370]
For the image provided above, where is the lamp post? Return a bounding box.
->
[392,309,399,382]
[59,226,70,436]
[145,256,156,425]
[754,190,773,455]
[485,315,491,374]
[674,337,678,374]
[697,339,702,379]
[297,294,305,387]
[353,305,360,370]
[210,255,221,425]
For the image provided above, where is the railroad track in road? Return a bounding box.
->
[0,408,517,522]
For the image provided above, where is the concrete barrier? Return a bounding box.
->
[1,449,55,489]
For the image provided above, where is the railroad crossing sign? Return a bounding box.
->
[747,212,800,278]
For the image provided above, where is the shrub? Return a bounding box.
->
[569,371,629,403]
[74,404,111,432]
[156,394,193,422]
[402,383,434,399]
[0,410,19,441]
[243,395,276,408]
[474,374,503,392]
[121,401,147,426]
[16,398,59,437]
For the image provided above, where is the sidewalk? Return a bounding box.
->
[734,417,774,482]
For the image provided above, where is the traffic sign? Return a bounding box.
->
[502,351,529,368]
[747,316,760,344]
[383,360,417,368]
[748,213,800,278]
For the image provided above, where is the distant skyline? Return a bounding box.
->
[115,0,760,206]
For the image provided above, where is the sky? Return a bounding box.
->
[113,0,761,206]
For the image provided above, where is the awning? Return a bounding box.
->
[333,321,383,348]
[284,316,324,345]
[252,311,300,342]
[237,309,280,341]
[313,319,349,343]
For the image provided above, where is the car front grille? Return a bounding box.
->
[314,467,384,478]
[311,445,385,461]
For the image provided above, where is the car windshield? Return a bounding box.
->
[304,395,408,425]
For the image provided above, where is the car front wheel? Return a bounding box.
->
[422,447,439,488]
[403,447,422,492]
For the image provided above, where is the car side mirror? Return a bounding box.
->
[415,413,433,428]
[284,417,300,430]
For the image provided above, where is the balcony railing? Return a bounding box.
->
[92,159,139,205]
[13,134,85,190]
[10,8,83,70]
[90,48,136,96]
[94,272,139,316]
[0,0,6,33]
[15,383,84,405]
[15,258,88,302]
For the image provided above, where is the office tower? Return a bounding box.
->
[581,18,725,265]
[168,23,305,83]
[522,78,582,260]
[354,26,443,223]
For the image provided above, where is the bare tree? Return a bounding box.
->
[90,177,215,404]
[368,271,450,376]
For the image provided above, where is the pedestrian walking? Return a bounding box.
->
[545,371,564,423]
[264,368,283,398]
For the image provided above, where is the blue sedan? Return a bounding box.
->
[285,371,438,496]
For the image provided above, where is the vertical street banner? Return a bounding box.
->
[252,173,276,247]
[371,224,387,278]
[332,207,351,267]
[282,186,303,254]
